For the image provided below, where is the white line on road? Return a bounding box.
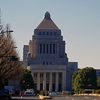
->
[66,96,69,98]
[85,96,89,98]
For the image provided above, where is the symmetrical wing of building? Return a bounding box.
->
[23,11,78,91]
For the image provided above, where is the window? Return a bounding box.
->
[50,44,52,54]
[46,62,48,65]
[39,32,41,35]
[46,44,48,54]
[50,61,52,65]
[53,44,55,54]
[50,32,52,35]
[43,44,45,54]
[43,61,45,65]
[43,32,45,35]
[40,44,42,54]
[54,32,56,35]
[47,32,48,35]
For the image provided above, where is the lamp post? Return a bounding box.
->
[0,25,13,34]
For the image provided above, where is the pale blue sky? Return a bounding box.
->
[0,0,100,69]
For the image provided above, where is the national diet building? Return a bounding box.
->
[23,11,78,91]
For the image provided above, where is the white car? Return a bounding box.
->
[49,92,57,96]
[23,91,34,96]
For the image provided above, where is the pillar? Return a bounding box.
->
[43,72,46,90]
[37,72,40,90]
[49,72,52,91]
[56,72,58,91]
[62,71,66,91]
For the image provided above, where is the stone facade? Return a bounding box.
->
[23,11,78,91]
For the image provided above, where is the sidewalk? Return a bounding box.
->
[74,93,100,96]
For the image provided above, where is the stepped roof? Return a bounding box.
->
[36,11,59,30]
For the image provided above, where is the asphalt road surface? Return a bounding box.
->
[12,95,100,100]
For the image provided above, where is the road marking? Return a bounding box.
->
[20,96,23,100]
[66,96,69,98]
[94,99,97,100]
[85,96,89,98]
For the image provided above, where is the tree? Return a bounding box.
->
[72,70,79,90]
[72,67,97,93]
[20,69,34,91]
[97,76,100,88]
[0,24,23,88]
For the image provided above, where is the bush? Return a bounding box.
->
[34,90,40,95]
[62,91,75,95]
[40,90,48,96]
[92,89,100,94]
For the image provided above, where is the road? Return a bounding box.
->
[12,95,100,100]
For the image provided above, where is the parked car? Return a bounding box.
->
[0,89,11,99]
[49,92,57,96]
[23,91,34,96]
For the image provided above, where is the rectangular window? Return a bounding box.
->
[46,44,48,54]
[53,44,55,54]
[50,44,52,54]
[43,61,45,65]
[40,44,42,54]
[43,44,45,54]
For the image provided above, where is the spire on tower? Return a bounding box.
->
[44,11,51,20]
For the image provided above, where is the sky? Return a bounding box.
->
[0,0,100,69]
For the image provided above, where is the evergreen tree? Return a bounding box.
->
[20,69,34,91]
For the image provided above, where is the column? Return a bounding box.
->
[36,42,38,54]
[42,44,43,54]
[62,71,66,91]
[56,72,58,92]
[40,44,42,54]
[57,44,59,56]
[37,72,40,90]
[55,44,57,54]
[50,44,52,54]
[43,72,46,90]
[49,72,52,91]
[48,44,49,54]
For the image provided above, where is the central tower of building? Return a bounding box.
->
[23,12,78,91]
